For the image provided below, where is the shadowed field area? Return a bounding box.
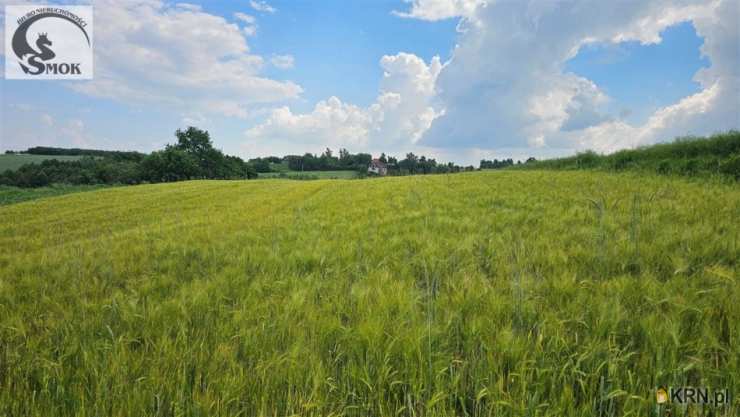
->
[258,169,359,179]
[0,184,108,206]
[0,154,84,172]
[0,171,737,416]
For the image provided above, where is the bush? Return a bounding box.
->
[575,151,600,169]
[680,158,699,175]
[518,131,739,180]
[612,151,635,170]
[656,160,672,175]
[719,154,740,180]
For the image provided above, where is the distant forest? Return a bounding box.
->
[250,150,475,175]
[21,147,146,160]
[0,127,474,188]
[1,128,256,188]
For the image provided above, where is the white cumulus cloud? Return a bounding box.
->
[65,0,301,119]
[244,52,444,155]
[411,0,738,155]
[567,0,739,153]
[393,0,486,21]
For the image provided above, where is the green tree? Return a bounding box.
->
[141,147,199,182]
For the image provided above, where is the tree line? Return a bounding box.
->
[1,125,556,188]
[479,157,537,169]
[251,149,477,175]
[10,146,146,161]
[381,153,475,175]
[0,127,257,188]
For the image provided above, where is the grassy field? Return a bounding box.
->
[0,154,84,172]
[259,169,359,179]
[0,184,109,206]
[0,171,737,416]
[268,161,291,172]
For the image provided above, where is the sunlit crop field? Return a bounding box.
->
[0,171,737,416]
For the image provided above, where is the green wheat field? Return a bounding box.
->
[0,171,737,416]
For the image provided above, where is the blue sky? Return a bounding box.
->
[565,22,709,125]
[232,0,458,108]
[1,0,737,164]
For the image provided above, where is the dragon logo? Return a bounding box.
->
[6,6,92,79]
[16,32,56,74]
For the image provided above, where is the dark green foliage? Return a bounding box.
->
[0,127,256,188]
[481,158,540,169]
[140,148,199,182]
[281,149,465,176]
[283,149,371,172]
[0,184,108,205]
[719,154,740,179]
[517,130,740,180]
[24,146,145,161]
[611,150,636,170]
[480,158,515,169]
[390,152,463,175]
[575,150,601,169]
[0,157,141,187]
[139,129,256,182]
[248,157,273,173]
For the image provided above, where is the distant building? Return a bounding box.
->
[368,158,388,176]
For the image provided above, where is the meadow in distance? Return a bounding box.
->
[0,132,738,416]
